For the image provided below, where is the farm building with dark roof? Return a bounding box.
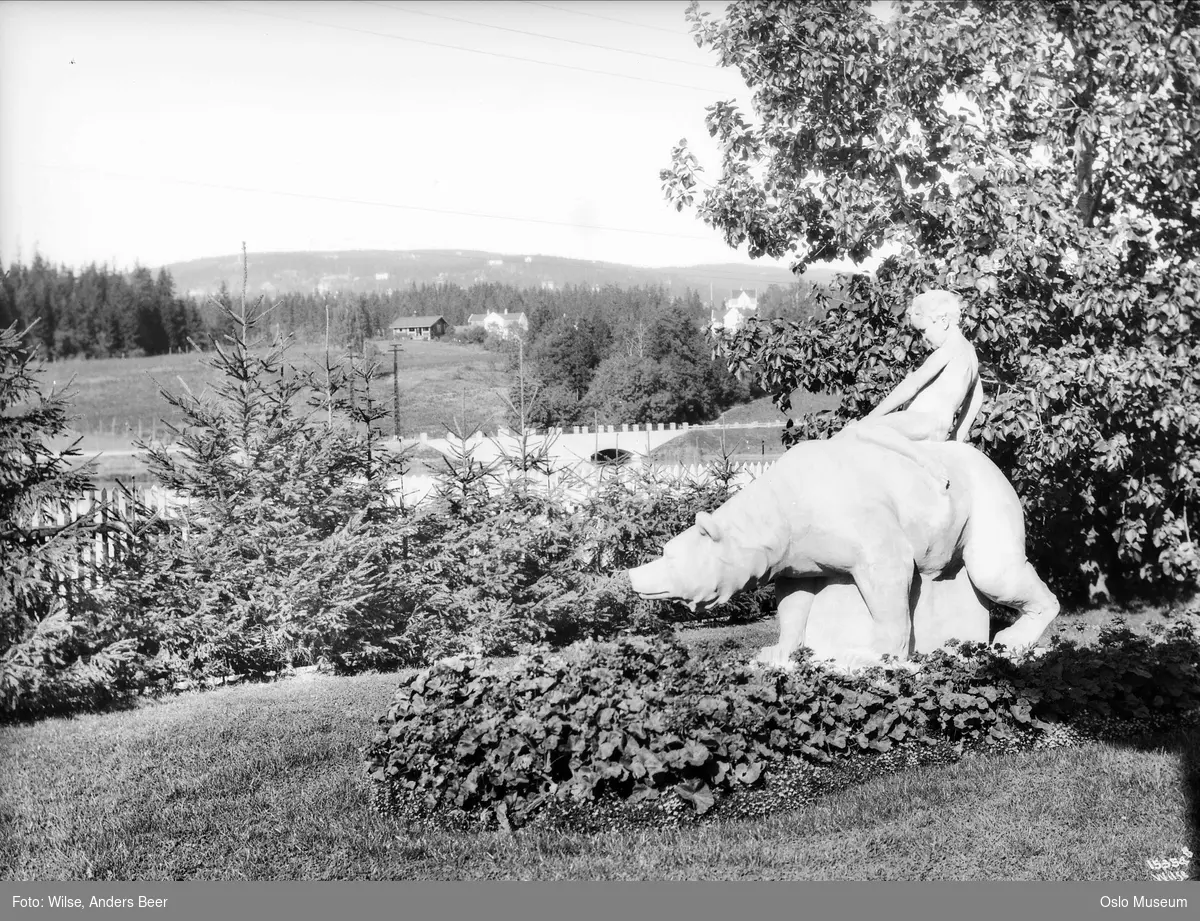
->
[389,314,448,340]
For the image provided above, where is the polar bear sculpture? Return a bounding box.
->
[625,437,1059,669]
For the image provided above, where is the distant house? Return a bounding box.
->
[467,309,528,340]
[390,314,448,340]
[489,309,528,340]
[713,288,758,332]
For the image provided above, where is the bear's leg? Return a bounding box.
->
[975,560,1061,652]
[956,452,1062,652]
[756,577,820,669]
[850,554,916,660]
[963,535,1060,651]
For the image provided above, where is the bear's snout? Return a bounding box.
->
[626,558,676,598]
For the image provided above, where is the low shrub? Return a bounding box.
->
[453,325,486,345]
[372,450,773,667]
[367,623,1200,830]
[108,459,716,685]
[1,606,140,719]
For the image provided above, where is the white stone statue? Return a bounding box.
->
[838,290,984,488]
[626,290,1059,669]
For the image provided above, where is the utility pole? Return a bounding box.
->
[391,341,403,439]
[324,300,333,429]
[517,336,526,432]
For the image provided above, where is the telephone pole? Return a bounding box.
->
[391,341,403,439]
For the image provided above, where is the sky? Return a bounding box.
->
[0,0,799,272]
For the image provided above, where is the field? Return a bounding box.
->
[2,607,1195,881]
[44,338,512,438]
[714,393,843,425]
[43,339,513,486]
[43,343,829,487]
[652,394,842,465]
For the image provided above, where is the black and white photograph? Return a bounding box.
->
[1,0,1197,910]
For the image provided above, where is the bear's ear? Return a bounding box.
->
[696,511,723,542]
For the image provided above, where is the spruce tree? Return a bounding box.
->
[0,321,93,649]
[0,322,144,718]
[128,247,418,678]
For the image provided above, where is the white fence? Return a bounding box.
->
[387,459,776,507]
[408,418,782,443]
[21,487,183,597]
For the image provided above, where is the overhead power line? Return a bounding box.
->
[22,161,802,284]
[360,1,714,69]
[29,161,722,243]
[196,1,727,94]
[519,1,687,36]
[22,163,796,285]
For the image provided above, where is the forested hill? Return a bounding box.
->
[0,254,828,362]
[163,249,830,298]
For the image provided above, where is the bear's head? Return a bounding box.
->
[626,511,750,612]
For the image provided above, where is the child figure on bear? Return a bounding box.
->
[839,289,984,490]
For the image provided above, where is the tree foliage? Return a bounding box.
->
[0,323,157,719]
[530,316,609,401]
[582,300,750,425]
[0,322,96,651]
[0,323,94,612]
[117,263,419,679]
[0,258,206,359]
[661,0,1200,600]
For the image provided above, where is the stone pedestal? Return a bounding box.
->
[804,567,990,664]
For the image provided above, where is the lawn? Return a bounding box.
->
[45,338,511,440]
[43,339,512,486]
[652,393,843,465]
[714,392,843,426]
[649,427,790,466]
[2,611,1196,881]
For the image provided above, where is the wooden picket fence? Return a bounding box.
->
[26,487,184,599]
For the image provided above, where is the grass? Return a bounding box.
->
[654,392,842,465]
[44,351,215,438]
[2,612,1196,881]
[714,392,842,425]
[649,427,789,466]
[44,339,511,486]
[45,338,511,440]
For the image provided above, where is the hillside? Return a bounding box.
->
[162,249,839,299]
